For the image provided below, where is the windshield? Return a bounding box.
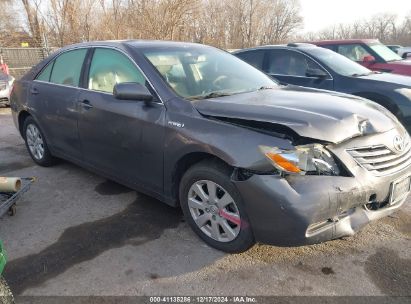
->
[368,43,402,62]
[308,47,372,76]
[143,47,277,99]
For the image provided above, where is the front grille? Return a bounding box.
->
[347,142,411,176]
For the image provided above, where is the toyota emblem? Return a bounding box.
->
[393,135,405,153]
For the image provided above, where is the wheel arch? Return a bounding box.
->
[18,110,31,137]
[171,151,234,207]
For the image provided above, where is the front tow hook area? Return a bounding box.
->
[219,209,242,226]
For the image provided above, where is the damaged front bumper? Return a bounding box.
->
[233,173,408,246]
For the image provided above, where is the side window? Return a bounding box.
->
[267,50,323,77]
[145,53,192,97]
[50,49,87,87]
[236,50,265,70]
[36,61,54,82]
[88,48,146,94]
[337,44,371,61]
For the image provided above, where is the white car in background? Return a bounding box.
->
[0,74,14,107]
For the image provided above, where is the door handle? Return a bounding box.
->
[30,88,39,95]
[79,99,93,109]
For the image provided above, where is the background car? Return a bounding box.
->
[311,39,411,76]
[398,46,411,59]
[0,74,14,107]
[234,43,411,133]
[386,45,403,54]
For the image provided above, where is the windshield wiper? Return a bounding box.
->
[189,91,234,100]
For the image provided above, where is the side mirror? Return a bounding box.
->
[113,82,153,101]
[362,55,376,63]
[306,68,328,78]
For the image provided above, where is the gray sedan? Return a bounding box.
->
[10,41,410,252]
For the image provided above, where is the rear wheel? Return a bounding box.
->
[23,116,56,167]
[179,160,255,253]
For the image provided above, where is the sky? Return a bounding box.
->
[300,0,411,32]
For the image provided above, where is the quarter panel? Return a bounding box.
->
[10,80,31,132]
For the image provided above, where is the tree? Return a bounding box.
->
[21,0,43,46]
[10,0,303,48]
[300,12,411,46]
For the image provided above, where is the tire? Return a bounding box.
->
[23,116,57,167]
[0,277,14,304]
[179,160,255,253]
[7,205,16,216]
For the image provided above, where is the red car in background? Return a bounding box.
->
[312,39,411,76]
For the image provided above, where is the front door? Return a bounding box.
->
[265,49,334,90]
[78,48,165,194]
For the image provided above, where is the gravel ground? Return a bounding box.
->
[0,107,410,297]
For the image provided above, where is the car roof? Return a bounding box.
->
[233,43,318,54]
[312,39,379,45]
[59,39,211,51]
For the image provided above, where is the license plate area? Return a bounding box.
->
[390,176,411,205]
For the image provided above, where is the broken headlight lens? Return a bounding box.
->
[259,144,340,176]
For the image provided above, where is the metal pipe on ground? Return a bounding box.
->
[0,177,22,192]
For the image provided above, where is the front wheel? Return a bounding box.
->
[179,161,255,253]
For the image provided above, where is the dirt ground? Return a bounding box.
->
[0,107,410,297]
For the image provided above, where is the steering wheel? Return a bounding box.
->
[212,75,228,90]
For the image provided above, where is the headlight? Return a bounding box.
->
[259,144,340,176]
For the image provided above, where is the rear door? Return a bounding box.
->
[30,48,88,160]
[78,47,165,194]
[265,49,333,90]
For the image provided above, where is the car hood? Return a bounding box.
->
[359,72,411,87]
[192,86,400,144]
[389,59,411,66]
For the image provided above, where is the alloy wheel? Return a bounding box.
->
[26,124,45,160]
[188,180,241,242]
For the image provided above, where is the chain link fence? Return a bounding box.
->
[0,47,58,79]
